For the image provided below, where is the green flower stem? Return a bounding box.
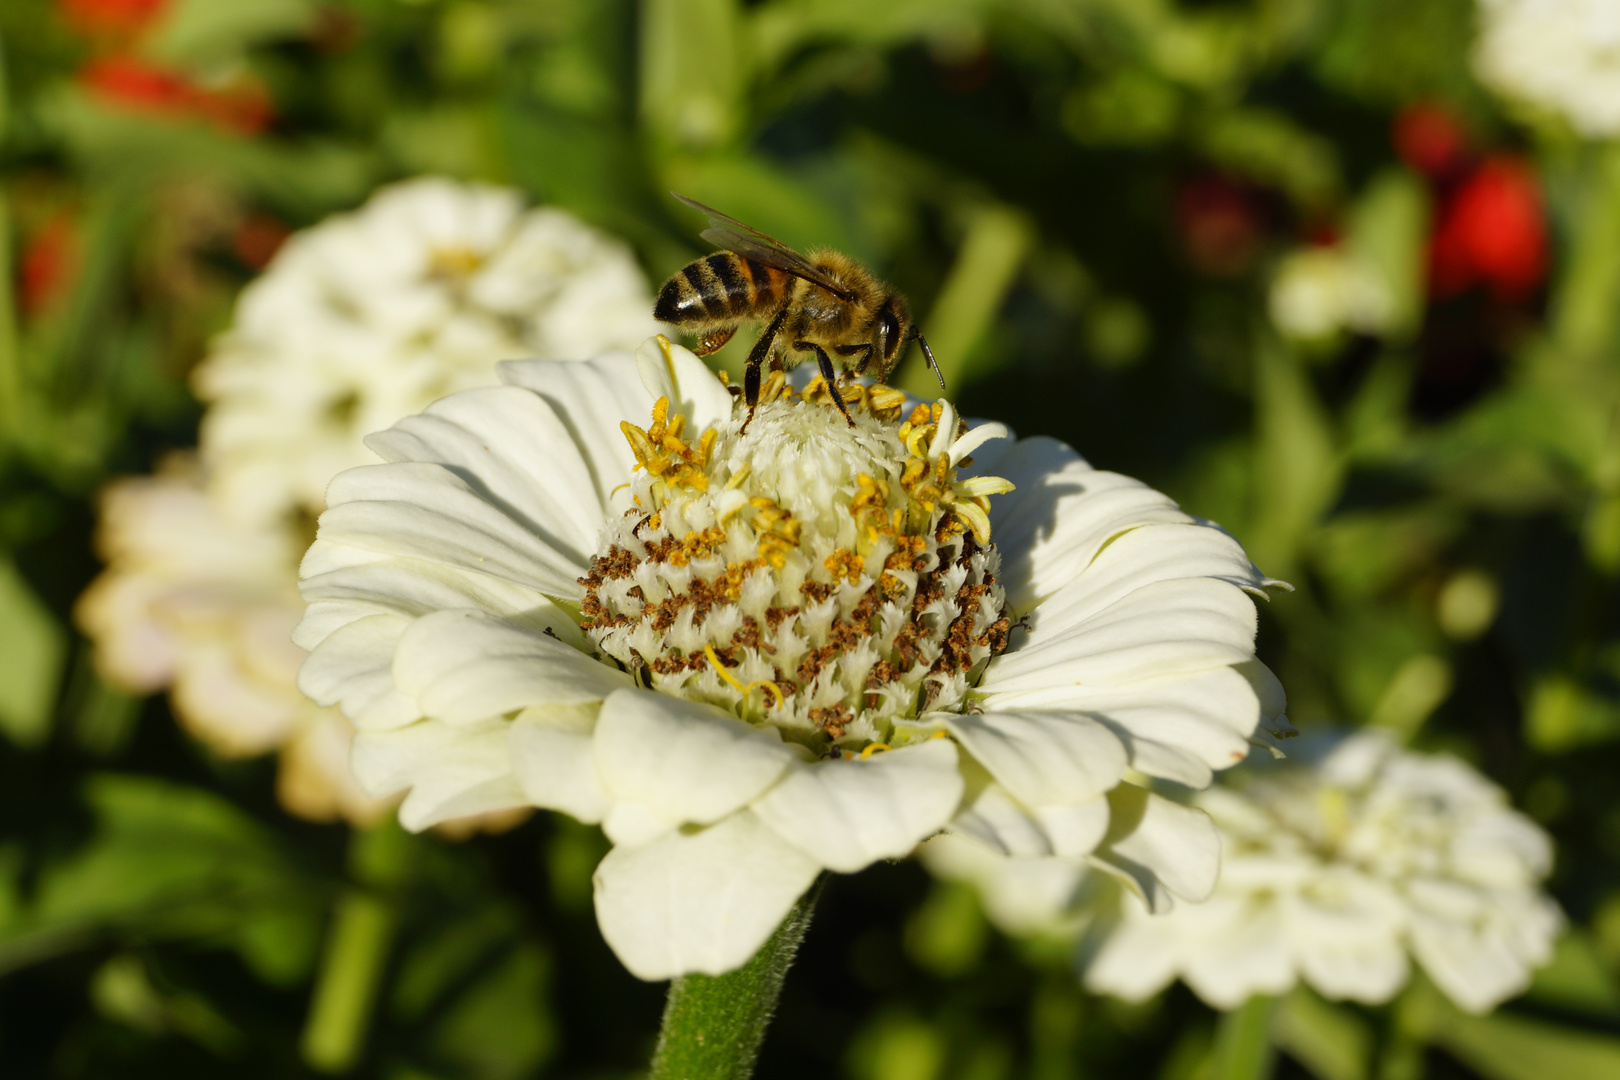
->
[649,884,820,1080]
[1212,995,1277,1080]
[301,824,411,1074]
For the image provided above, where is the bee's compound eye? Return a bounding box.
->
[878,310,902,358]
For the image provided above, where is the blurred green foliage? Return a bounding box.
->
[4,0,1620,1077]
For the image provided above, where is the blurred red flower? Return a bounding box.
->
[1429,157,1548,303]
[1394,103,1468,180]
[233,214,290,270]
[79,56,273,135]
[20,215,80,317]
[80,55,193,113]
[1176,175,1264,277]
[58,0,169,36]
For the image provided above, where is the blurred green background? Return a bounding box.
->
[4,0,1620,1077]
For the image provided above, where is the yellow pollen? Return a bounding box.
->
[621,397,713,493]
[427,246,484,279]
[824,549,865,583]
[858,742,893,759]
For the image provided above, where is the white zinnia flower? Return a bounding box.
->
[295,334,1287,981]
[1083,731,1562,1014]
[1474,0,1620,138]
[195,176,662,523]
[76,455,388,824]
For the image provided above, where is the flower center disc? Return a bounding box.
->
[580,376,1012,755]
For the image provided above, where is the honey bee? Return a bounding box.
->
[655,192,943,428]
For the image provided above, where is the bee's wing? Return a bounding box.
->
[672,192,857,301]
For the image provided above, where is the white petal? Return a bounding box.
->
[509,714,608,824]
[298,552,585,652]
[985,438,1192,611]
[1083,913,1186,1002]
[393,610,630,724]
[980,665,1274,787]
[364,386,607,564]
[949,422,1011,465]
[946,783,1110,859]
[592,810,821,980]
[318,462,587,598]
[633,335,735,433]
[1032,799,1113,859]
[1178,899,1301,1008]
[1014,521,1269,637]
[352,719,527,831]
[753,739,963,872]
[497,351,649,504]
[950,782,1054,857]
[1299,947,1409,1006]
[1091,786,1220,911]
[945,712,1128,806]
[297,613,420,730]
[920,834,1087,936]
[592,689,797,831]
[1408,912,1537,1014]
[984,578,1259,689]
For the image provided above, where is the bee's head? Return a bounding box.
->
[874,294,912,373]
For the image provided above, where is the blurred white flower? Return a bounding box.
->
[76,455,389,825]
[81,178,659,828]
[295,335,1287,980]
[922,832,1090,939]
[1083,731,1562,1014]
[195,176,662,523]
[1474,0,1620,137]
[1268,246,1392,342]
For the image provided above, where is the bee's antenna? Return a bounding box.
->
[915,330,946,391]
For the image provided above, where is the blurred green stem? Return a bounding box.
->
[901,203,1032,397]
[1553,143,1620,361]
[301,824,411,1074]
[1211,995,1276,1080]
[649,885,819,1080]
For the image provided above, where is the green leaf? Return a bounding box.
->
[903,880,988,978]
[0,555,67,748]
[1344,171,1429,342]
[1211,996,1276,1080]
[427,943,554,1080]
[1526,931,1620,1018]
[41,86,375,216]
[641,0,743,152]
[1250,336,1341,575]
[1431,1009,1620,1080]
[1195,107,1340,209]
[1525,674,1620,754]
[1271,988,1370,1080]
[899,202,1032,395]
[1552,143,1620,361]
[145,0,318,65]
[0,774,322,977]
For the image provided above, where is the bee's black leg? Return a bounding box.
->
[798,341,855,427]
[743,307,790,432]
[834,342,874,376]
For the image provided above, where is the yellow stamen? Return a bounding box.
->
[859,742,892,759]
[704,644,748,695]
[746,679,786,709]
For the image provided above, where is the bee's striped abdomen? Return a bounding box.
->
[655,254,790,325]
